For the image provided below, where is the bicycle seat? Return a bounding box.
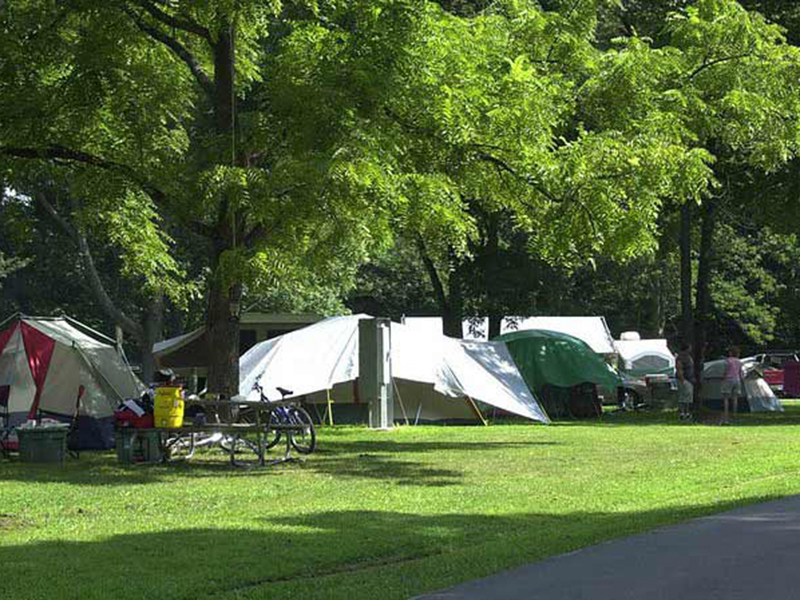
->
[276,387,294,398]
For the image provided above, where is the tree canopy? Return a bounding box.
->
[2,0,800,383]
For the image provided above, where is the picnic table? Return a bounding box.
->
[121,398,313,467]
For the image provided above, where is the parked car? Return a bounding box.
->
[749,352,799,396]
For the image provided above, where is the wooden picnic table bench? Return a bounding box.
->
[123,399,314,467]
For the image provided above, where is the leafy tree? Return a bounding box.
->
[374,0,714,335]
[0,1,430,393]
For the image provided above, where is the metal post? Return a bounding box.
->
[359,318,393,429]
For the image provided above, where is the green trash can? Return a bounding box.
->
[17,426,69,463]
[116,428,162,464]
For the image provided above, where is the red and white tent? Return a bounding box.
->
[0,315,143,449]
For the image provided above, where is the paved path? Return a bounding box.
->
[413,495,800,600]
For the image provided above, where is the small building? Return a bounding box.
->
[153,313,322,388]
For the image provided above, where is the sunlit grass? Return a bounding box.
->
[3,406,800,600]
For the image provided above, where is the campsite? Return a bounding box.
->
[5,1,800,599]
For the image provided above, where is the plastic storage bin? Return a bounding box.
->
[116,428,163,464]
[17,427,68,463]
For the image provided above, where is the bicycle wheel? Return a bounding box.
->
[288,406,316,454]
[265,410,283,450]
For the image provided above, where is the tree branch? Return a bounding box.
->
[129,0,211,41]
[686,53,754,81]
[477,152,561,204]
[2,143,168,202]
[123,6,213,97]
[416,236,449,310]
[35,191,146,342]
[1,144,214,239]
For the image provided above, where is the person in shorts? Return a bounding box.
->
[676,342,694,421]
[721,346,744,425]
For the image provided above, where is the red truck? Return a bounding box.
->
[751,352,799,396]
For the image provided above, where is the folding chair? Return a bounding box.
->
[0,385,11,458]
[67,385,85,459]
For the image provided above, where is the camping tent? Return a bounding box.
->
[497,330,622,392]
[700,359,784,413]
[0,316,144,449]
[239,315,549,424]
[495,330,622,418]
[614,338,675,377]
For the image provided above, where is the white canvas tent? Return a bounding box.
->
[614,338,675,377]
[700,359,784,413]
[239,315,549,424]
[0,316,144,449]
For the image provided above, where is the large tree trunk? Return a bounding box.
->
[680,202,693,345]
[204,19,241,398]
[488,315,502,340]
[417,238,464,337]
[205,269,241,397]
[442,258,466,338]
[140,291,164,385]
[693,197,717,399]
[484,212,502,340]
[441,274,464,338]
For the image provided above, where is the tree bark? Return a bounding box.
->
[416,238,464,337]
[442,250,466,338]
[694,196,717,399]
[203,18,242,397]
[484,212,502,340]
[205,243,241,397]
[488,315,502,340]
[680,202,693,345]
[140,291,164,385]
[442,300,464,337]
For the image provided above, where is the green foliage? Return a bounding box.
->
[0,251,27,287]
[3,0,800,361]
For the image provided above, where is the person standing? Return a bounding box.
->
[676,342,694,421]
[721,346,745,425]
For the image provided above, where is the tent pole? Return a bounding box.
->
[326,389,335,427]
[0,312,21,331]
[392,379,410,426]
[64,316,119,346]
[466,396,488,426]
[414,402,422,426]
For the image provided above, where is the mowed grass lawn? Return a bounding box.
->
[4,406,800,600]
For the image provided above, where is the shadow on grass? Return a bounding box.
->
[0,437,561,487]
[0,451,466,487]
[0,495,792,600]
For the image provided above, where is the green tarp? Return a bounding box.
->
[496,329,622,393]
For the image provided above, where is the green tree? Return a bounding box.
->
[0,1,427,393]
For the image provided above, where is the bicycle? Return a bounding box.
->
[226,384,316,455]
